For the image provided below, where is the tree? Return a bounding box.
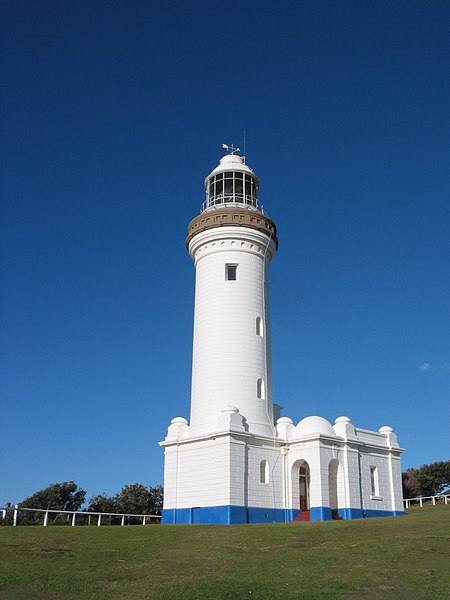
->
[402,468,421,499]
[87,494,119,514]
[115,484,152,515]
[402,460,450,498]
[417,461,450,496]
[20,481,86,511]
[18,481,86,525]
[148,485,164,516]
[86,485,163,518]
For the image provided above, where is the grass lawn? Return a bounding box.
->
[0,503,448,600]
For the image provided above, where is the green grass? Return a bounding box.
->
[0,504,449,600]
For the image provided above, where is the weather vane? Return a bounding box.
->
[222,143,240,155]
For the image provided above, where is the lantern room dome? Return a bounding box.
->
[204,154,259,185]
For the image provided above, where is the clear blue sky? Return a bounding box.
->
[1,0,449,505]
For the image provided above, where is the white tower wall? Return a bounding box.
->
[188,227,276,438]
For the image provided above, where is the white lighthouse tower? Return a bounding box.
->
[160,148,405,524]
[188,150,278,440]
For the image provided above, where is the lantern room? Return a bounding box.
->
[202,153,261,212]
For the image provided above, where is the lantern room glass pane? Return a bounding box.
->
[244,175,253,204]
[235,173,243,201]
[224,178,233,195]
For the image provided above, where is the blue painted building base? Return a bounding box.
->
[310,507,332,521]
[337,508,406,520]
[162,505,405,524]
[161,506,300,524]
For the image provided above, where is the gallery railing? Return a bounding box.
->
[201,195,265,214]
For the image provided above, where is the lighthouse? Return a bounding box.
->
[160,148,405,524]
[187,150,278,439]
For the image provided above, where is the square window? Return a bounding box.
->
[226,264,237,281]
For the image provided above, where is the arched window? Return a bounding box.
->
[260,460,269,484]
[256,316,263,337]
[257,378,265,399]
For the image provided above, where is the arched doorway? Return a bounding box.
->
[328,459,339,512]
[291,460,311,517]
[290,460,312,521]
[298,462,310,511]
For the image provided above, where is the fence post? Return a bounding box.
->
[432,496,436,506]
[445,495,448,505]
[121,515,125,526]
[72,512,76,526]
[142,516,146,525]
[419,497,423,507]
[13,505,18,526]
[44,511,49,526]
[97,514,101,527]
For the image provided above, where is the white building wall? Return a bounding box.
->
[161,445,179,509]
[188,227,276,438]
[390,453,404,512]
[345,445,364,509]
[359,450,393,512]
[163,437,232,509]
[336,461,346,508]
[245,440,284,508]
[229,438,247,506]
[163,434,285,512]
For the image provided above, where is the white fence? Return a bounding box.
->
[403,494,449,509]
[0,505,161,526]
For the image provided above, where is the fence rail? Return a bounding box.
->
[0,505,161,526]
[403,494,449,508]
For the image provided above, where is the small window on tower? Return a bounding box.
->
[226,264,237,281]
[257,378,265,399]
[256,316,263,337]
